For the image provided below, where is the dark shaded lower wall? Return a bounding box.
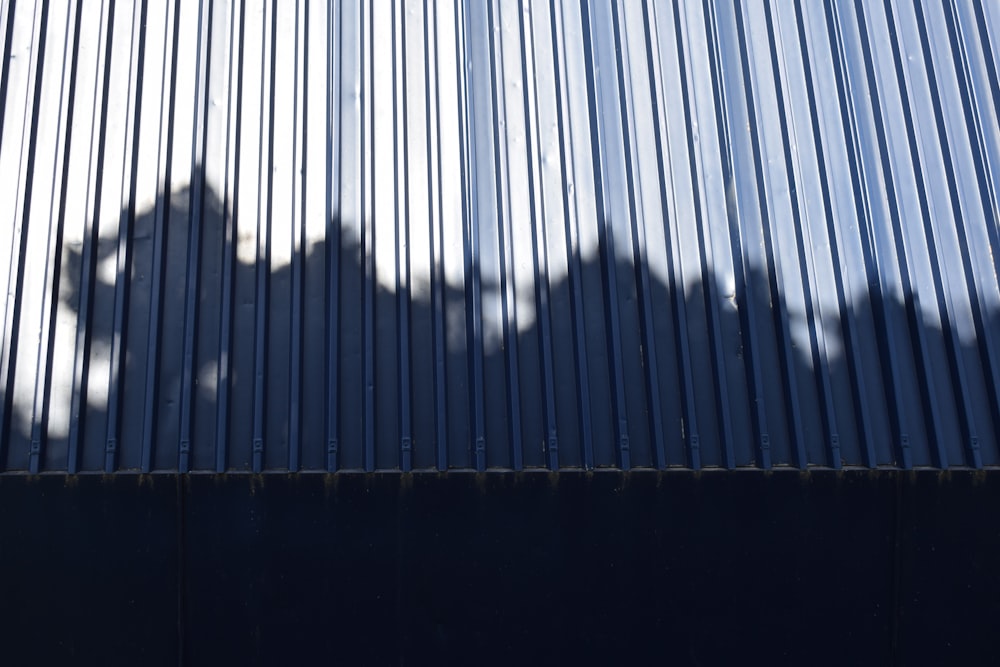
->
[0,471,997,666]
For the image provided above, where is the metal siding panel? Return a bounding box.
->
[2,0,999,472]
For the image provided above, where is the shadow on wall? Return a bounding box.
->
[2,168,1000,473]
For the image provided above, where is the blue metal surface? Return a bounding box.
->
[1,0,999,472]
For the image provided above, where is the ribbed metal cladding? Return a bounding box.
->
[1,0,999,473]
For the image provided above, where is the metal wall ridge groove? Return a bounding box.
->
[1,0,999,473]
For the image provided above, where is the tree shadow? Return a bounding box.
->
[1,159,998,473]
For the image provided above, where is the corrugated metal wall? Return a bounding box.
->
[1,0,998,473]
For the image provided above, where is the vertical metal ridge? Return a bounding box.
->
[881,0,954,468]
[457,0,486,472]
[141,0,180,474]
[361,0,375,471]
[814,0,884,467]
[645,0,700,470]
[393,0,413,472]
[758,1,805,467]
[3,0,48,469]
[676,0,735,468]
[67,0,115,474]
[215,0,242,474]
[858,0,943,468]
[288,0,305,473]
[582,0,630,470]
[943,0,1000,248]
[792,0,861,469]
[794,0,852,469]
[612,0,665,469]
[939,0,1000,455]
[339,0,361,472]
[732,0,795,470]
[32,0,81,474]
[702,0,770,468]
[909,0,985,468]
[487,0,523,472]
[519,0,559,471]
[763,0,837,467]
[550,0,594,469]
[178,0,212,474]
[251,0,275,474]
[427,0,447,472]
[967,1,1000,131]
[823,0,900,467]
[0,0,18,150]
[325,0,342,473]
[104,0,148,473]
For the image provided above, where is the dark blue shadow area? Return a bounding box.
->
[895,472,1000,665]
[0,475,180,665]
[1,471,998,664]
[4,169,1000,472]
